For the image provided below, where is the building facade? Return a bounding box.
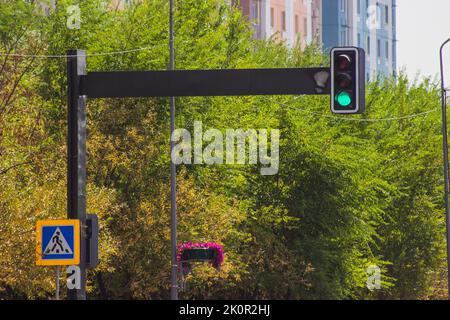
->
[238,0,396,80]
[322,0,397,80]
[235,0,321,48]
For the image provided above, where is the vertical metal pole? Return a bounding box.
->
[56,266,60,300]
[440,38,450,300]
[169,0,178,300]
[180,262,184,291]
[67,49,87,300]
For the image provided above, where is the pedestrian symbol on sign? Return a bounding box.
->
[43,227,73,255]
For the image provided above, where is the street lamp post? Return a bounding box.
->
[439,38,450,300]
[169,0,178,300]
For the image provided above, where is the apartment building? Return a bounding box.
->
[238,0,396,80]
[235,0,321,48]
[322,0,397,80]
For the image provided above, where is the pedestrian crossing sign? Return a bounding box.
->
[36,219,80,266]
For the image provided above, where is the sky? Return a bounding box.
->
[397,0,450,83]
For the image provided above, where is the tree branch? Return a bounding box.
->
[0,160,32,175]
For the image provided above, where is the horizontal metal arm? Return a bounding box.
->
[81,68,331,98]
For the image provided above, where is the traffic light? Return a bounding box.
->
[331,47,365,114]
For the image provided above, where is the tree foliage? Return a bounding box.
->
[0,0,446,299]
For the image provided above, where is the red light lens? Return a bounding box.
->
[336,54,351,70]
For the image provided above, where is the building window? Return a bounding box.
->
[270,7,274,28]
[385,41,389,59]
[341,28,350,46]
[340,0,348,13]
[282,11,286,31]
[385,5,389,25]
[357,33,361,47]
[377,39,381,59]
[357,0,361,15]
[251,0,261,24]
[295,14,299,34]
[304,18,307,37]
[366,0,369,17]
[366,36,370,54]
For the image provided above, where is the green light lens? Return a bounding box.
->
[336,91,352,107]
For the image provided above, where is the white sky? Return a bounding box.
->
[397,0,450,83]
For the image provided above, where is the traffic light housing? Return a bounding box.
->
[331,47,365,114]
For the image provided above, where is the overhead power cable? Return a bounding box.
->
[271,99,439,122]
[0,46,156,58]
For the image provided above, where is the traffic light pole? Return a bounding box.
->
[67,49,87,300]
[439,38,450,300]
[66,51,335,299]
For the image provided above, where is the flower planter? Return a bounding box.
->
[181,248,216,262]
[177,242,224,276]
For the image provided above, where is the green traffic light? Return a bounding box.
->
[335,91,352,107]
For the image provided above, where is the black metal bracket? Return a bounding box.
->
[80,68,331,98]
